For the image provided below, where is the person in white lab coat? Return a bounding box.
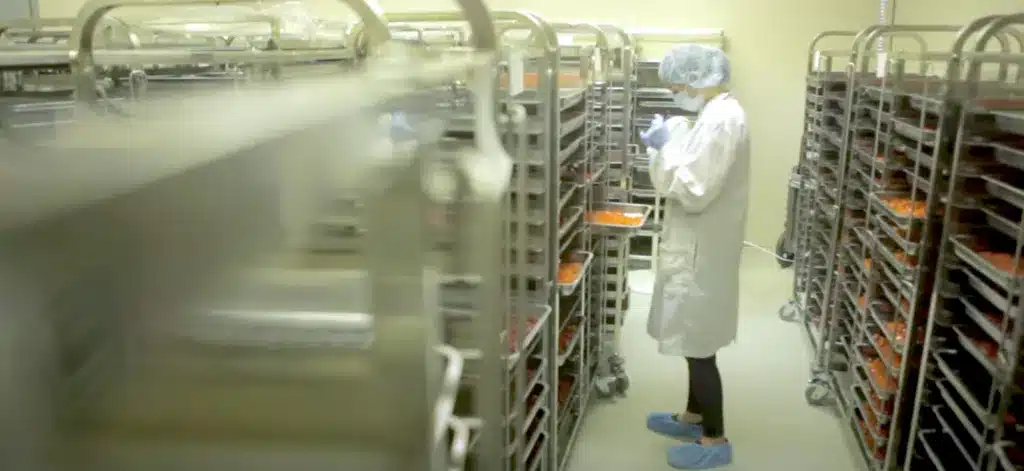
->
[639,44,750,470]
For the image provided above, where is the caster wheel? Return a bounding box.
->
[615,374,630,395]
[608,355,625,368]
[805,379,831,406]
[778,302,797,322]
[775,234,794,269]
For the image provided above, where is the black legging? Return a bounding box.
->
[685,355,725,438]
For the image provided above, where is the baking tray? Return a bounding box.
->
[960,297,1014,350]
[850,384,891,444]
[952,324,1002,376]
[891,117,938,145]
[870,191,929,223]
[993,140,1024,170]
[851,364,892,424]
[507,405,547,457]
[932,351,991,424]
[558,205,584,240]
[932,379,984,447]
[951,235,1024,291]
[503,304,552,368]
[961,265,1020,320]
[981,204,1024,240]
[557,251,593,296]
[557,321,583,366]
[588,202,652,233]
[993,110,1024,135]
[982,173,1024,209]
[852,343,896,399]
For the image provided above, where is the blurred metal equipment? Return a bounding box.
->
[0,0,508,470]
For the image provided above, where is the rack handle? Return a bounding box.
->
[69,0,390,100]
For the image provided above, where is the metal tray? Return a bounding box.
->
[588,202,652,233]
[961,265,1019,319]
[993,141,1024,170]
[557,251,594,296]
[558,205,584,240]
[981,205,1024,240]
[931,379,984,447]
[503,304,553,368]
[507,405,547,457]
[891,117,937,145]
[869,191,928,222]
[853,344,896,399]
[951,324,1002,376]
[951,235,1023,291]
[960,297,1014,350]
[559,182,581,211]
[851,365,892,424]
[557,322,583,366]
[932,352,990,423]
[994,110,1024,135]
[850,384,891,444]
[983,174,1024,209]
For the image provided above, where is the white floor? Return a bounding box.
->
[567,252,866,471]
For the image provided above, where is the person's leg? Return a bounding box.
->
[683,369,704,425]
[685,356,725,441]
[667,355,732,469]
[645,361,705,439]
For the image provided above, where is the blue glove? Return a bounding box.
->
[640,114,669,150]
[390,111,417,142]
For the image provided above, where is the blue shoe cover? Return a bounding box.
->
[646,412,702,440]
[667,441,733,469]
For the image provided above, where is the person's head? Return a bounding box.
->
[658,44,731,112]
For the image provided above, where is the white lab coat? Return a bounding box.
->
[646,93,750,358]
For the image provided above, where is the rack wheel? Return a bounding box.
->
[778,301,798,322]
[775,233,794,269]
[804,378,831,406]
[595,375,619,398]
[615,372,630,395]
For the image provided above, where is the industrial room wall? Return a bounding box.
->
[35,0,1020,246]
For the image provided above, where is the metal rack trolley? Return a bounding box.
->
[779,31,857,327]
[538,21,612,468]
[0,0,510,470]
[565,24,650,399]
[360,10,568,471]
[778,34,858,276]
[797,20,1024,471]
[0,2,360,141]
[894,13,1024,471]
[588,23,637,399]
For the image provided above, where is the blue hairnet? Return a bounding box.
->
[658,44,730,89]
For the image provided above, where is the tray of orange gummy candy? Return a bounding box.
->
[557,251,594,296]
[586,203,653,233]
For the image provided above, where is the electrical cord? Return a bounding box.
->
[743,240,793,262]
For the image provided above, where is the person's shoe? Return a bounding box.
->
[667,440,733,469]
[646,412,703,440]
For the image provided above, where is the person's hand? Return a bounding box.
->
[640,114,670,150]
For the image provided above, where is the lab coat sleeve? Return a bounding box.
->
[649,108,744,213]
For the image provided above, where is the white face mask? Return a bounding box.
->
[673,92,706,112]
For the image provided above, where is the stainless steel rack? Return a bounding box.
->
[0,0,507,470]
[581,25,647,400]
[794,17,1024,471]
[897,13,1024,471]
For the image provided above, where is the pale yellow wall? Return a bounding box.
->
[33,0,1022,246]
